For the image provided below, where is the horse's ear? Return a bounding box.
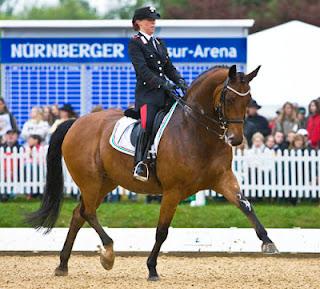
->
[246,65,261,82]
[228,65,237,79]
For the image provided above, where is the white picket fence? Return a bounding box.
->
[0,146,319,199]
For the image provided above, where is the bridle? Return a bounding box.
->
[171,77,251,139]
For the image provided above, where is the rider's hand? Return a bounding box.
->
[163,80,176,92]
[177,78,188,94]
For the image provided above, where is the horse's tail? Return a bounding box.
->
[26,119,76,233]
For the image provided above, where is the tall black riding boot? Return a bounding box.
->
[133,130,151,182]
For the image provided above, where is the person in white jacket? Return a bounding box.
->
[21,107,50,143]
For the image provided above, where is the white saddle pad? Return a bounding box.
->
[110,102,178,157]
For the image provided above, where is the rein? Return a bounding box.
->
[171,77,249,139]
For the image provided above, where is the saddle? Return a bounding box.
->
[125,108,167,148]
[110,102,178,158]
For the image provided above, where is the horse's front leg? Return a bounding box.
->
[214,170,279,254]
[147,191,181,281]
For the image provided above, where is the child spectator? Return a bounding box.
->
[306,99,320,149]
[265,135,275,150]
[21,107,50,143]
[0,97,18,143]
[273,131,288,151]
[289,134,307,151]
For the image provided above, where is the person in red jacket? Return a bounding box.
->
[306,99,320,149]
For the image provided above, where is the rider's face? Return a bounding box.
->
[137,18,156,35]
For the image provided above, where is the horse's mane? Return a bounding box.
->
[190,65,229,87]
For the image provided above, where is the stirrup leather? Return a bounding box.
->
[133,161,149,182]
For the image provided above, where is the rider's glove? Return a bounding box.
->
[177,78,188,95]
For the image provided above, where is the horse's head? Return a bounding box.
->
[213,65,261,146]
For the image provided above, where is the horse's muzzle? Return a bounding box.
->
[226,133,243,146]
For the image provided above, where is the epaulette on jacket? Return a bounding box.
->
[133,34,148,44]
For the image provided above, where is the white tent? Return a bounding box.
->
[247,21,320,117]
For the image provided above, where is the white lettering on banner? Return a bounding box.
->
[168,44,238,59]
[9,43,125,59]
[58,44,68,57]
[11,44,23,58]
[113,43,125,58]
[46,44,57,58]
[79,43,90,58]
[91,43,102,58]
[34,44,45,58]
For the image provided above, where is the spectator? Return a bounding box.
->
[24,134,44,199]
[0,97,18,143]
[273,131,288,151]
[43,105,55,126]
[50,104,78,134]
[296,128,309,148]
[21,107,50,142]
[289,134,307,151]
[0,129,21,201]
[274,102,298,138]
[297,107,307,129]
[265,135,275,150]
[51,104,60,122]
[306,99,320,149]
[244,99,270,147]
[0,129,21,151]
[286,131,297,149]
[249,132,270,153]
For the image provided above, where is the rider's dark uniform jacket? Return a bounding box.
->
[128,32,183,110]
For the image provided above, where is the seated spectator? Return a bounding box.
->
[265,135,275,150]
[50,104,78,134]
[306,99,320,149]
[0,129,21,151]
[25,134,43,151]
[273,131,288,151]
[286,130,296,148]
[24,134,44,199]
[296,128,309,148]
[297,107,307,129]
[289,134,307,151]
[244,99,270,147]
[249,132,270,153]
[21,107,50,142]
[274,102,298,138]
[0,97,18,143]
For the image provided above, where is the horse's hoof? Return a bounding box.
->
[148,275,160,282]
[98,244,115,270]
[262,242,279,254]
[54,267,68,276]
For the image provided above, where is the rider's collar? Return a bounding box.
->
[139,30,154,41]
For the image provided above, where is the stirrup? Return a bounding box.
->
[133,161,149,182]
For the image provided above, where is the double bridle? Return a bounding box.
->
[172,77,251,139]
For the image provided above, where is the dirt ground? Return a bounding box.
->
[0,254,319,289]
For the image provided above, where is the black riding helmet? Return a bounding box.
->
[132,6,160,24]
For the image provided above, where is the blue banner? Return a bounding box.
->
[0,37,246,63]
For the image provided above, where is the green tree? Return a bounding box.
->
[0,0,18,19]
[105,0,160,19]
[18,0,99,20]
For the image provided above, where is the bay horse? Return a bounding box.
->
[28,65,278,281]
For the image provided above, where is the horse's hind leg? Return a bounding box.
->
[55,204,85,276]
[55,178,116,276]
[79,179,117,271]
[214,170,279,254]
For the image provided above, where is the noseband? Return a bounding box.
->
[172,77,250,139]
